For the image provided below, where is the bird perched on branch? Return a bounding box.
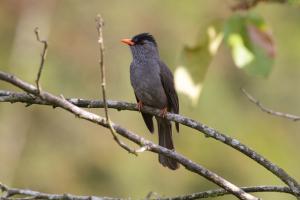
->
[121,33,179,170]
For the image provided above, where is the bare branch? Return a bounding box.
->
[95,15,137,155]
[242,88,300,121]
[0,72,259,200]
[0,182,294,200]
[0,182,121,200]
[1,91,300,197]
[231,0,287,11]
[34,27,48,94]
[95,14,107,118]
[1,89,300,198]
[158,185,293,200]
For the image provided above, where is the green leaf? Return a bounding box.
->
[228,33,254,68]
[176,21,223,103]
[224,13,275,77]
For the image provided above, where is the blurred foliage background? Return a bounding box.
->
[0,1,300,199]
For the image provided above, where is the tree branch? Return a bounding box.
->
[0,89,300,198]
[34,27,48,94]
[95,14,137,155]
[0,72,259,200]
[0,182,121,200]
[1,89,300,198]
[158,185,293,200]
[0,182,294,200]
[231,0,287,11]
[242,88,300,121]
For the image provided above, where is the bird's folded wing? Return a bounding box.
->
[159,61,179,132]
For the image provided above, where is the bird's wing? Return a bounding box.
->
[134,93,154,133]
[159,61,179,132]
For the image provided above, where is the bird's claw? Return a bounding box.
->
[137,101,143,112]
[159,107,168,118]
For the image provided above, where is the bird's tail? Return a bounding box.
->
[156,117,179,170]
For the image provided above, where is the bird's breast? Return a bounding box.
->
[130,61,167,108]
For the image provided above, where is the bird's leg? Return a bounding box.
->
[137,100,143,112]
[159,107,168,118]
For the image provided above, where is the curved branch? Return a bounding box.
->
[0,183,293,200]
[242,88,300,121]
[159,185,293,200]
[0,89,299,198]
[231,0,287,11]
[0,183,121,200]
[0,72,258,200]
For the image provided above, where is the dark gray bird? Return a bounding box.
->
[121,33,179,170]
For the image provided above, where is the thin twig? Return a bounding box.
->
[34,27,48,94]
[231,0,287,11]
[0,182,294,200]
[0,182,122,200]
[0,72,259,200]
[242,88,300,121]
[158,185,293,200]
[95,15,137,156]
[1,90,300,198]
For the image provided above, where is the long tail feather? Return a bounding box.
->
[156,117,179,170]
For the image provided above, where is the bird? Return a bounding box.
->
[121,33,180,170]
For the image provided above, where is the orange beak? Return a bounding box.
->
[121,38,135,46]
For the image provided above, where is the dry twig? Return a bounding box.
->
[95,15,137,155]
[242,88,300,121]
[0,182,121,200]
[34,27,48,94]
[0,182,294,200]
[231,0,287,11]
[158,185,293,200]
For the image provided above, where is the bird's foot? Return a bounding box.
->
[159,107,168,118]
[137,101,143,112]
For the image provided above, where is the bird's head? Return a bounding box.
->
[121,33,159,59]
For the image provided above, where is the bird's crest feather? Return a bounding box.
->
[132,33,157,46]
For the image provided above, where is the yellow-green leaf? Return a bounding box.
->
[224,13,275,77]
